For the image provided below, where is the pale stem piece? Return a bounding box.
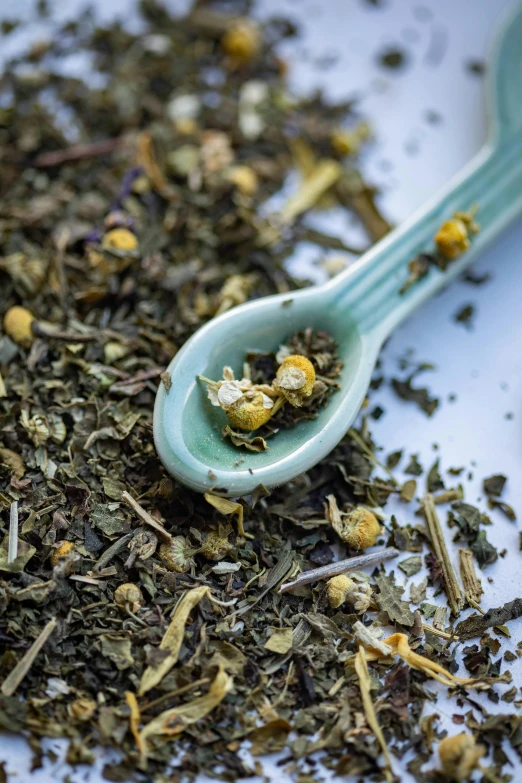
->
[459,548,483,604]
[122,491,173,543]
[422,493,464,617]
[1,618,57,697]
[7,501,19,565]
[278,547,399,594]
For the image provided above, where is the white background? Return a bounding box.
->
[1,1,522,781]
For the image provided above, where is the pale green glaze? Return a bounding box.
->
[154,4,522,497]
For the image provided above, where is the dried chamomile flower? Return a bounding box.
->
[221,21,261,64]
[226,390,275,430]
[3,306,35,347]
[338,507,382,550]
[101,228,138,254]
[438,734,485,781]
[435,206,479,260]
[20,411,66,447]
[326,574,373,612]
[199,529,233,561]
[114,583,144,613]
[274,355,316,407]
[159,536,196,573]
[202,366,278,431]
[50,540,75,567]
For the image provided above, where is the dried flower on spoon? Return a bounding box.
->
[199,328,341,444]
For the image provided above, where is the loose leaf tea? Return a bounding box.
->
[0,3,519,783]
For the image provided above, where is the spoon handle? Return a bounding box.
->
[327,135,522,345]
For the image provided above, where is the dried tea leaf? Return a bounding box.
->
[222,425,268,452]
[301,612,351,640]
[427,459,444,493]
[204,493,250,538]
[0,448,26,479]
[207,642,246,676]
[400,479,417,502]
[249,719,292,756]
[99,635,133,671]
[451,501,482,536]
[391,375,439,416]
[455,599,522,640]
[264,627,293,654]
[0,535,36,573]
[374,571,414,627]
[483,474,507,497]
[470,531,498,568]
[410,578,427,605]
[405,454,423,476]
[139,586,211,695]
[386,450,402,469]
[488,498,516,521]
[9,580,56,603]
[139,666,233,754]
[398,556,422,577]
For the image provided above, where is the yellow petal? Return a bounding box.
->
[138,586,211,695]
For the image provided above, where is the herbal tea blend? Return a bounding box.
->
[0,2,520,783]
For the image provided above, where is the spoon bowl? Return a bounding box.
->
[155,3,522,497]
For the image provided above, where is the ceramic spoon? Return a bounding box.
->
[154,5,522,497]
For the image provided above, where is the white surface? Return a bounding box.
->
[2,1,522,781]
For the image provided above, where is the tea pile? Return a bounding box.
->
[0,2,520,783]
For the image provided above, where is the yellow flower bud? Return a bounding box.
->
[50,540,75,567]
[275,355,316,408]
[200,530,232,561]
[326,574,373,612]
[227,165,258,195]
[327,575,352,608]
[341,507,381,550]
[4,306,35,348]
[226,390,274,430]
[221,21,260,64]
[434,218,470,260]
[101,228,138,254]
[438,734,485,781]
[114,583,144,613]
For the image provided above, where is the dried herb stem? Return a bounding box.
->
[140,677,211,712]
[122,491,173,544]
[434,487,464,504]
[348,428,399,486]
[422,624,458,641]
[278,547,399,593]
[7,501,18,565]
[32,136,125,167]
[459,548,483,604]
[422,494,464,617]
[1,618,57,697]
